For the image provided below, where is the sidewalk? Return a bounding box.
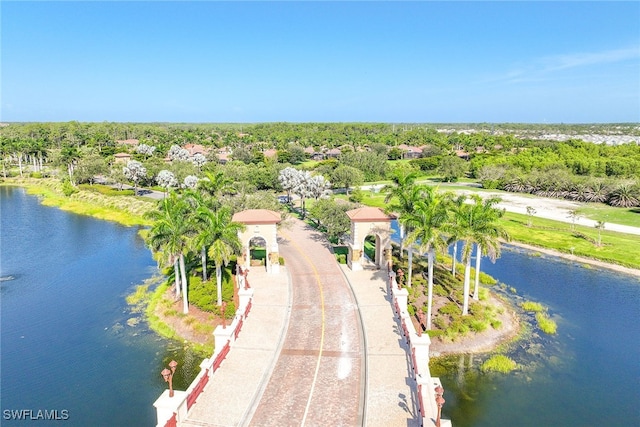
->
[340,265,422,427]
[181,268,291,427]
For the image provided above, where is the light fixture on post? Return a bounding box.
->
[161,360,178,397]
[435,385,445,427]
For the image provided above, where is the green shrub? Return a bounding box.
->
[468,319,489,333]
[521,301,545,312]
[62,180,77,196]
[427,329,445,339]
[439,302,460,316]
[433,284,448,297]
[490,319,502,329]
[279,256,285,266]
[481,355,517,373]
[407,304,416,317]
[336,254,347,264]
[30,172,43,178]
[536,312,557,334]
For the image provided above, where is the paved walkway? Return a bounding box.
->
[181,218,419,426]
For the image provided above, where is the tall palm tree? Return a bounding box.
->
[145,193,194,314]
[383,170,421,287]
[403,187,449,330]
[448,194,509,315]
[205,206,245,306]
[471,197,509,301]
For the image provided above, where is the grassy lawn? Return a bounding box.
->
[576,204,640,228]
[4,178,154,226]
[501,212,640,269]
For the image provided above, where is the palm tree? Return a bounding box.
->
[448,194,509,315]
[205,206,245,306]
[471,197,509,301]
[198,170,235,201]
[145,193,194,314]
[595,220,605,246]
[403,187,449,330]
[383,170,420,287]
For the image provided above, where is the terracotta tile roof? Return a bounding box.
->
[232,209,282,224]
[263,149,278,158]
[184,144,209,155]
[346,207,394,222]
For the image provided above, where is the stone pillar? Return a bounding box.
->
[347,245,363,271]
[153,390,187,427]
[395,287,409,318]
[412,333,431,377]
[238,287,253,312]
[214,324,233,350]
[268,250,280,274]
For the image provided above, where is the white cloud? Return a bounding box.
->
[540,47,640,72]
[486,46,640,85]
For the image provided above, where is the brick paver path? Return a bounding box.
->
[248,218,364,427]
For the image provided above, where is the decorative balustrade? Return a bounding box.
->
[153,287,255,427]
[388,273,452,427]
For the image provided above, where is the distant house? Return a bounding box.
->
[184,143,209,156]
[398,144,423,159]
[114,152,132,164]
[263,149,278,159]
[305,146,325,160]
[455,149,470,160]
[325,148,342,158]
[216,152,230,164]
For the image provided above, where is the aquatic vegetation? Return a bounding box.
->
[481,354,518,373]
[521,301,545,312]
[536,312,557,334]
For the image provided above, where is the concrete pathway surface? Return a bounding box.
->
[339,265,422,427]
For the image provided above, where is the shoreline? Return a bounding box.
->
[504,241,640,279]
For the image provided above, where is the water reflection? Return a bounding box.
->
[0,187,201,426]
[430,246,640,427]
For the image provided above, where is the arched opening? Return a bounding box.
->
[363,234,384,267]
[248,236,268,270]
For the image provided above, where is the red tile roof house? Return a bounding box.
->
[397,144,423,159]
[263,149,278,159]
[325,148,342,158]
[304,146,326,160]
[113,152,132,164]
[184,144,210,156]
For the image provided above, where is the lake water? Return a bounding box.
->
[0,187,200,426]
[431,244,640,426]
[390,220,640,426]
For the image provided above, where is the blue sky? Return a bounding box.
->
[2,1,639,123]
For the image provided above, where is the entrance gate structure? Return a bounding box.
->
[345,207,394,271]
[232,209,282,274]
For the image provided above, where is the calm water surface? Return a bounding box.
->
[1,187,199,426]
[390,220,640,426]
[433,246,640,427]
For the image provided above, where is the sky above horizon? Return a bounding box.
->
[2,1,639,124]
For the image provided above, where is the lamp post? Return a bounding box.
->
[161,360,178,397]
[417,308,426,337]
[221,301,227,328]
[435,385,445,427]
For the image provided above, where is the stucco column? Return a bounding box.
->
[153,390,187,427]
